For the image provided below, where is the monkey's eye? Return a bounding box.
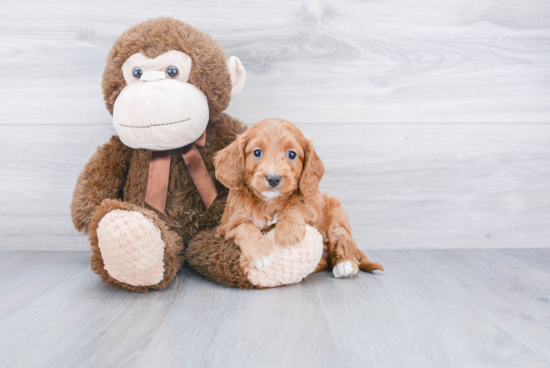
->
[253,149,263,158]
[166,66,179,78]
[287,150,297,161]
[132,68,143,79]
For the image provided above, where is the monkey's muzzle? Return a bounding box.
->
[112,72,210,151]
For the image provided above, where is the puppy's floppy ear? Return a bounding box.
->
[299,138,325,196]
[214,133,247,190]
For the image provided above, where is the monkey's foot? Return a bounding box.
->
[88,199,183,292]
[97,209,166,287]
[244,225,324,288]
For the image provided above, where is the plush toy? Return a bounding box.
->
[71,17,248,292]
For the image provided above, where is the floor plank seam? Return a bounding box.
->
[0,266,89,324]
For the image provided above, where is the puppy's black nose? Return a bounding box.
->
[266,174,282,187]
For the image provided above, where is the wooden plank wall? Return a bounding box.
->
[1,0,549,250]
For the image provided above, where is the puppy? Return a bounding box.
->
[214,118,383,278]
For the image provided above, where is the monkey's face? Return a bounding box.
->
[102,18,246,150]
[113,51,209,151]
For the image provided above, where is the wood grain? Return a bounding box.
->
[313,249,550,367]
[0,249,549,367]
[0,251,87,320]
[134,273,342,368]
[0,0,549,125]
[1,123,549,250]
[495,249,550,275]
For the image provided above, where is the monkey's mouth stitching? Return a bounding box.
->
[118,118,191,129]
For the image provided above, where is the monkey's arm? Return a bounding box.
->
[71,135,133,234]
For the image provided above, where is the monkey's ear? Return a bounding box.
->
[299,139,325,197]
[214,133,247,190]
[227,56,246,96]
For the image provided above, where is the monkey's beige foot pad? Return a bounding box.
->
[244,225,323,288]
[97,209,165,286]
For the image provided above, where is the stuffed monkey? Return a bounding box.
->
[71,17,247,292]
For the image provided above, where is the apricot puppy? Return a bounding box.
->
[214,118,383,277]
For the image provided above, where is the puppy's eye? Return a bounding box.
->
[132,68,143,79]
[166,66,179,78]
[287,150,297,161]
[253,149,263,158]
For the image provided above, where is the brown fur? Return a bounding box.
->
[215,119,383,275]
[101,17,231,121]
[186,229,254,289]
[71,18,247,291]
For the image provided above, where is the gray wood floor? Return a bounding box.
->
[1,249,549,368]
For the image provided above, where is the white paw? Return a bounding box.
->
[333,261,356,278]
[254,254,273,270]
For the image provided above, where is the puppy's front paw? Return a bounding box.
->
[274,220,306,247]
[332,261,359,278]
[255,254,273,270]
[241,238,273,270]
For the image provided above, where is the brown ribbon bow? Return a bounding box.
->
[145,132,218,214]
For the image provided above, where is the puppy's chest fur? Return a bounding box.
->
[247,192,329,239]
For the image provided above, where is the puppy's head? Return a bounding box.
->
[214,118,324,199]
